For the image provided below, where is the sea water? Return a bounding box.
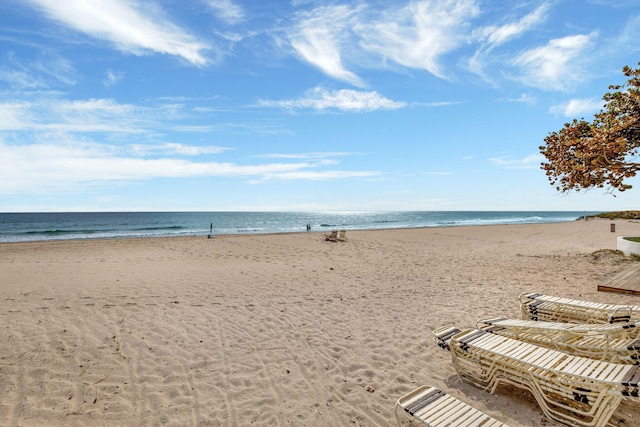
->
[0,211,597,243]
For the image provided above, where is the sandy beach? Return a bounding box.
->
[2,218,640,427]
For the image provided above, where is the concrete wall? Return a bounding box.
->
[617,236,640,255]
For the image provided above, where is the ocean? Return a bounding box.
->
[0,211,598,243]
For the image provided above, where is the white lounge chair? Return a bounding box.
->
[477,317,640,364]
[395,385,509,426]
[324,230,338,241]
[440,327,640,427]
[519,292,640,324]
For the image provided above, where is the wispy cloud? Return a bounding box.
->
[357,0,479,79]
[474,3,549,47]
[103,70,124,87]
[470,3,549,79]
[0,51,76,89]
[0,138,378,194]
[258,87,406,112]
[0,142,288,193]
[26,0,211,65]
[0,96,203,135]
[0,91,379,193]
[548,98,604,117]
[0,67,43,90]
[288,1,481,84]
[0,98,151,133]
[289,5,364,87]
[489,154,544,169]
[499,93,536,104]
[207,0,245,24]
[259,152,356,159]
[129,143,231,156]
[511,33,597,90]
[420,171,452,175]
[0,102,33,130]
[249,170,380,183]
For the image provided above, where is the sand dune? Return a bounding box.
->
[2,219,640,426]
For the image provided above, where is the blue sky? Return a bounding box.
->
[1,0,640,212]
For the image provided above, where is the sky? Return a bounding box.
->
[1,0,640,212]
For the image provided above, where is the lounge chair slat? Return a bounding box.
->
[414,395,459,420]
[622,365,640,386]
[428,400,469,425]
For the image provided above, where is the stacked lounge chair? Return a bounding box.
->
[443,328,640,427]
[477,317,640,364]
[417,294,640,427]
[519,292,640,324]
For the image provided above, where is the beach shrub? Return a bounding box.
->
[592,211,640,220]
[590,249,640,264]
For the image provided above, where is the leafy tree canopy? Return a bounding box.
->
[540,63,640,194]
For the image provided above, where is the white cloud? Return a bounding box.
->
[500,93,535,104]
[259,152,354,159]
[26,0,210,65]
[475,4,549,47]
[548,98,603,117]
[258,87,406,111]
[250,170,379,183]
[357,0,479,79]
[511,33,597,90]
[0,139,308,194]
[289,5,364,87]
[469,4,549,79]
[0,68,44,89]
[0,138,379,194]
[129,143,230,156]
[0,51,76,89]
[103,70,125,87]
[0,98,176,134]
[489,154,544,169]
[207,0,245,24]
[290,1,564,85]
[0,102,33,130]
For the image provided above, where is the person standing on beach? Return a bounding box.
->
[210,222,213,233]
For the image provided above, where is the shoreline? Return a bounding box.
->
[0,210,595,244]
[2,220,640,426]
[0,216,593,246]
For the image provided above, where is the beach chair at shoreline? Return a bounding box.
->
[324,230,338,241]
[438,326,640,427]
[519,292,640,324]
[395,385,509,426]
[336,230,347,241]
[477,317,640,364]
